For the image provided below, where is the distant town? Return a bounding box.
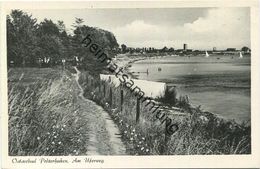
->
[116,43,251,56]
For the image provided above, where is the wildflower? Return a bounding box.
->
[124,131,127,134]
[73,150,77,153]
[142,137,145,140]
[51,141,55,145]
[37,137,40,140]
[146,149,149,152]
[46,148,49,150]
[58,141,61,145]
[132,129,135,132]
[54,135,57,139]
[141,147,144,151]
[139,141,142,144]
[47,132,50,135]
[134,134,137,137]
[61,128,64,131]
[130,138,133,141]
[131,132,134,135]
[63,124,66,127]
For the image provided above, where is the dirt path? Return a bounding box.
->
[73,67,126,155]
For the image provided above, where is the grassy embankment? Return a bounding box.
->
[78,68,251,155]
[8,68,89,156]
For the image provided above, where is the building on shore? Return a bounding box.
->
[183,43,188,51]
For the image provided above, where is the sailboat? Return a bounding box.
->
[239,52,243,58]
[205,51,209,58]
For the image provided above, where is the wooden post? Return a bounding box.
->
[136,98,140,123]
[120,89,124,112]
[109,87,113,107]
[103,84,106,98]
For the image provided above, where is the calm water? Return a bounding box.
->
[129,55,251,123]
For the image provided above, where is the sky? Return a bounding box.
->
[23,7,250,50]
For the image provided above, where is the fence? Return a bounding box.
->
[79,71,190,155]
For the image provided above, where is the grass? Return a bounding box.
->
[78,69,251,155]
[8,68,90,156]
[7,66,251,156]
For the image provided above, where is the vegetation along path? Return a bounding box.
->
[73,67,126,155]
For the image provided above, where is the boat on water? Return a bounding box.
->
[239,52,243,58]
[205,51,209,58]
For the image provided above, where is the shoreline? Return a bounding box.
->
[115,53,250,125]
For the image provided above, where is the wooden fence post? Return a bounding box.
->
[99,82,101,93]
[109,87,113,107]
[136,98,140,123]
[120,89,124,112]
[103,84,106,98]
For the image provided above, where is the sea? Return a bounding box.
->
[129,55,251,123]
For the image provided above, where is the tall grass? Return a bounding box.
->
[8,68,89,156]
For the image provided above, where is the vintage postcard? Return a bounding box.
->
[0,0,260,168]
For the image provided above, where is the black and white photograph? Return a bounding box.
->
[1,1,260,168]
[6,6,252,156]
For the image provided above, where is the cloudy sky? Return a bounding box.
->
[24,7,250,50]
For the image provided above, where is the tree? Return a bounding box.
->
[57,20,66,33]
[72,18,84,28]
[7,10,38,66]
[241,46,250,52]
[121,44,127,53]
[72,18,84,37]
[71,24,119,74]
[36,19,66,66]
[7,10,119,71]
[37,19,60,36]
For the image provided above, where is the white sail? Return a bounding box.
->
[205,51,209,57]
[239,52,243,58]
